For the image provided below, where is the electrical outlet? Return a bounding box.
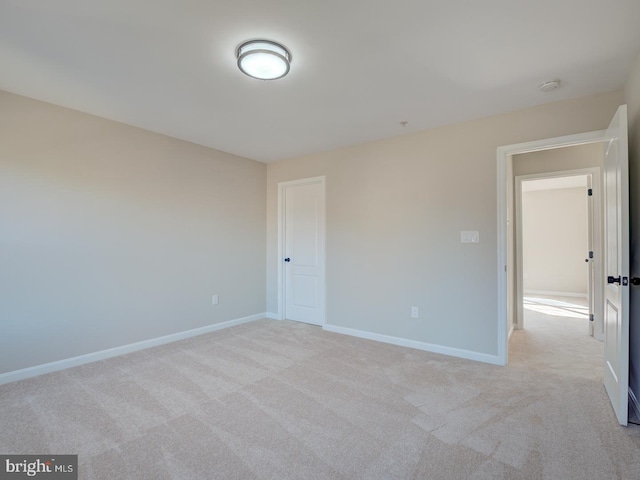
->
[411,306,419,318]
[212,294,219,305]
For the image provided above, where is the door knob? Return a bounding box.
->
[284,258,291,262]
[632,278,640,286]
[608,276,621,285]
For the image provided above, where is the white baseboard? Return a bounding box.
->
[322,324,502,366]
[0,313,267,386]
[265,312,281,320]
[524,290,588,299]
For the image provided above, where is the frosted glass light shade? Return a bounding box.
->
[237,40,291,80]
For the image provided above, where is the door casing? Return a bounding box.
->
[514,168,603,338]
[497,130,606,365]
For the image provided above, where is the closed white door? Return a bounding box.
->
[283,179,325,326]
[603,105,630,426]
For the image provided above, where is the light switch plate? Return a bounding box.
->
[461,231,480,243]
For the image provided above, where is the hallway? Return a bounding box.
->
[510,295,601,381]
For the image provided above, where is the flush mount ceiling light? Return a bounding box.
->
[236,40,291,80]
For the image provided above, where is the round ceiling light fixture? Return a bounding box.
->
[236,40,291,80]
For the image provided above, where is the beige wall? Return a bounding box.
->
[267,90,623,357]
[513,142,604,176]
[0,91,266,374]
[521,187,588,295]
[625,51,640,412]
[1,79,631,373]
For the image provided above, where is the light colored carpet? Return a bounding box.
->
[1,311,639,479]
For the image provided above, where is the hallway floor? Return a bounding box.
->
[511,294,601,382]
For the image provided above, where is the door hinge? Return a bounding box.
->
[588,188,593,196]
[589,314,594,322]
[589,251,594,259]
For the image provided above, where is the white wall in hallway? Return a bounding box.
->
[521,186,588,295]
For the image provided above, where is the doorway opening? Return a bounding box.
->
[515,169,603,343]
[509,169,605,379]
[497,131,607,366]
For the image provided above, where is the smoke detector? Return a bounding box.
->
[539,80,561,92]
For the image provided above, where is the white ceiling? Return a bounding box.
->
[1,0,639,163]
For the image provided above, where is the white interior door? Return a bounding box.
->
[603,105,630,426]
[283,179,325,326]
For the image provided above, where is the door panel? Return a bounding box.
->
[605,302,620,378]
[292,275,318,308]
[603,105,629,426]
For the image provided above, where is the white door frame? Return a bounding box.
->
[514,168,603,336]
[497,131,605,365]
[277,176,326,323]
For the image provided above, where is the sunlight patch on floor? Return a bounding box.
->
[523,296,589,319]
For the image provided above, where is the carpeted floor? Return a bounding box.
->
[1,309,639,479]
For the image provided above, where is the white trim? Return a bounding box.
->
[497,146,509,365]
[0,313,266,385]
[515,175,524,330]
[277,176,327,325]
[265,312,280,320]
[323,324,502,366]
[497,130,606,365]
[523,290,589,299]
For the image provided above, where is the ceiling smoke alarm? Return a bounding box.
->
[539,80,561,92]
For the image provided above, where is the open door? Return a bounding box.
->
[603,105,630,426]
